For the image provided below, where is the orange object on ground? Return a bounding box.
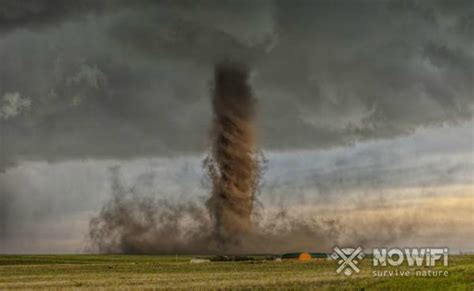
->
[298,252,312,261]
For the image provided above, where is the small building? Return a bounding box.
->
[281,252,328,260]
[298,252,312,261]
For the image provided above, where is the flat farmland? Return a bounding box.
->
[0,255,472,290]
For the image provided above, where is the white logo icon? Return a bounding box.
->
[331,247,364,276]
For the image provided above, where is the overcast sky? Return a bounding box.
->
[0,0,473,253]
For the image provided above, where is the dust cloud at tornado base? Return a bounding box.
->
[87,162,458,254]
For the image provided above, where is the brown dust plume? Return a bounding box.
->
[204,62,261,245]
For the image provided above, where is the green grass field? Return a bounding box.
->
[0,254,472,290]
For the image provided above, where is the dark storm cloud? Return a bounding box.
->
[0,0,106,34]
[0,0,162,34]
[0,0,472,170]
[0,180,12,237]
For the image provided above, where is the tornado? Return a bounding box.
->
[205,62,260,245]
[89,62,263,254]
